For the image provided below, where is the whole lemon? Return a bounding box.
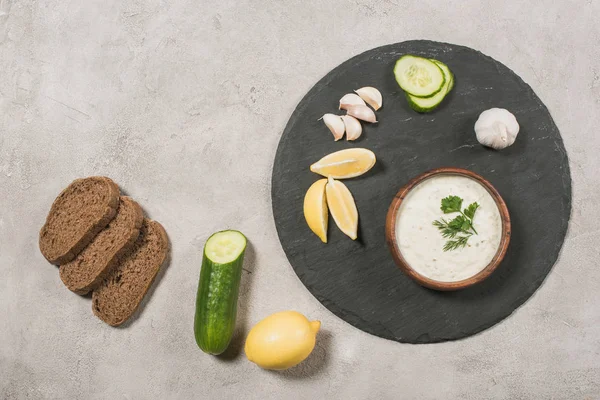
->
[244,311,321,370]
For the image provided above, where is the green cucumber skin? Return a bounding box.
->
[447,73,455,92]
[394,55,446,99]
[407,60,454,113]
[430,59,455,94]
[405,93,438,113]
[194,232,246,355]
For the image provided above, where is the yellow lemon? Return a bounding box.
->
[310,148,376,179]
[303,179,328,243]
[245,311,321,370]
[326,177,358,240]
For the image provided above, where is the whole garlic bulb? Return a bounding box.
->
[474,108,520,150]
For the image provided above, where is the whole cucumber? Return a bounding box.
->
[194,230,247,354]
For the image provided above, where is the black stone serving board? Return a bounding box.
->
[271,41,571,343]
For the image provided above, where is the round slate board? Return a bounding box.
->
[271,41,571,343]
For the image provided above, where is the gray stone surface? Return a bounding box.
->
[0,0,598,398]
[272,40,572,344]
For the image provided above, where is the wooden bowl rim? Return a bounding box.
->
[385,167,511,291]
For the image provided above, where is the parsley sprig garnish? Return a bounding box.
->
[432,196,479,251]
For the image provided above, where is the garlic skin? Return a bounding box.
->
[346,104,377,123]
[474,108,520,150]
[321,114,345,141]
[340,115,362,141]
[355,87,382,111]
[339,93,366,110]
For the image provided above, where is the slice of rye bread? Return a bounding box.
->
[92,219,169,326]
[59,196,144,294]
[39,177,120,265]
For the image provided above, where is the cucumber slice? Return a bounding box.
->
[430,59,454,94]
[205,230,246,264]
[405,92,445,113]
[394,55,446,98]
[406,59,454,113]
[194,230,247,355]
[406,60,454,113]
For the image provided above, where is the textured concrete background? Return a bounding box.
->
[1,0,599,399]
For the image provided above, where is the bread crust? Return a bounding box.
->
[92,219,169,326]
[59,196,144,295]
[39,177,120,265]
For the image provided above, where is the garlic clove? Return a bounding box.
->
[340,115,362,141]
[339,93,366,110]
[346,104,377,123]
[321,113,345,141]
[355,87,382,111]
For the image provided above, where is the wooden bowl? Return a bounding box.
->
[385,167,511,291]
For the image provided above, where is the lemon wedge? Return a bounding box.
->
[303,179,328,243]
[245,311,321,370]
[326,177,358,240]
[310,148,376,179]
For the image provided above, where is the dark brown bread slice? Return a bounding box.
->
[40,177,120,265]
[92,219,169,326]
[59,196,143,294]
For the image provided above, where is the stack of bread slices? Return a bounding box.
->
[39,177,169,326]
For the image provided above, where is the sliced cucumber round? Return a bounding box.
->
[430,59,454,94]
[394,55,445,98]
[205,230,246,264]
[446,70,455,93]
[406,59,454,113]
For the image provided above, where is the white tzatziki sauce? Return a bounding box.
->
[396,174,502,282]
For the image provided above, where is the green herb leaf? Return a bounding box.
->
[464,202,479,219]
[434,196,480,251]
[443,235,470,251]
[433,219,459,238]
[461,219,472,232]
[440,195,462,214]
[448,215,467,231]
